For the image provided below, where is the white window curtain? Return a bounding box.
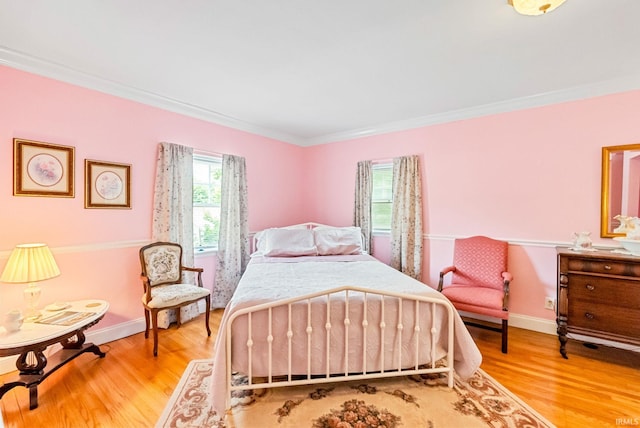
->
[212,154,249,308]
[353,160,373,254]
[152,142,201,328]
[390,155,423,280]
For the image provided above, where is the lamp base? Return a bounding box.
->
[23,310,42,323]
[24,283,42,323]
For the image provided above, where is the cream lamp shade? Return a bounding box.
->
[509,0,566,16]
[1,243,60,283]
[1,243,60,321]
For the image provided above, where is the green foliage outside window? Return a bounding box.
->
[193,157,222,250]
[372,164,393,231]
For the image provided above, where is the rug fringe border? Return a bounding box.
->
[155,359,215,428]
[475,368,556,427]
[157,359,556,428]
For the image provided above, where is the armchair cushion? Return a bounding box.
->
[144,283,211,309]
[440,286,508,320]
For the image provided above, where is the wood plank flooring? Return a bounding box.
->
[1,310,638,427]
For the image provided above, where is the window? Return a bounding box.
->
[193,155,222,251]
[372,163,393,231]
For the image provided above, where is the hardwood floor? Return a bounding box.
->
[1,310,638,427]
[469,324,640,428]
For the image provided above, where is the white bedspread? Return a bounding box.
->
[210,255,482,414]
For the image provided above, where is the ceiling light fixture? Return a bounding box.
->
[509,0,566,16]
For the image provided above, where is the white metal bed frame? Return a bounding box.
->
[225,285,455,409]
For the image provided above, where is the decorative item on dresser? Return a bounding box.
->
[556,247,640,358]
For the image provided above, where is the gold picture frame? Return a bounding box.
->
[13,138,75,197]
[84,159,131,209]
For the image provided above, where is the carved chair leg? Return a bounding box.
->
[204,296,211,337]
[144,308,150,339]
[151,309,159,357]
[176,307,182,328]
[501,319,508,354]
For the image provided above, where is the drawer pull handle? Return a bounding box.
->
[603,265,612,270]
[584,312,595,320]
[586,284,595,291]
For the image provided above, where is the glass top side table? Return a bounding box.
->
[0,299,109,409]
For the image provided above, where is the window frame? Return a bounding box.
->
[371,162,393,234]
[193,154,222,253]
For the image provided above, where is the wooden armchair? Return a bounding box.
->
[438,236,512,353]
[139,242,211,356]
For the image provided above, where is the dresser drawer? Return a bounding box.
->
[557,248,640,357]
[568,300,640,338]
[568,274,640,309]
[567,257,640,277]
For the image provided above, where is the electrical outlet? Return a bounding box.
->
[544,296,556,310]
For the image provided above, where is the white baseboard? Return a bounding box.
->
[459,311,558,336]
[509,313,558,335]
[0,318,146,375]
[0,312,563,375]
[461,311,640,353]
[2,310,636,377]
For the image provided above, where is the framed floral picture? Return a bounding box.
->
[84,159,131,209]
[13,138,75,197]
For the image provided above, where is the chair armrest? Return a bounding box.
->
[438,266,456,291]
[140,274,152,303]
[182,266,204,273]
[502,272,512,311]
[182,266,204,287]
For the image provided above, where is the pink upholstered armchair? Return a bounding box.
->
[437,236,513,353]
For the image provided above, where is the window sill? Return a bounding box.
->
[195,248,218,256]
[372,230,391,236]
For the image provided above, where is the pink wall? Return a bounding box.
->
[0,66,308,328]
[304,90,640,321]
[3,63,640,333]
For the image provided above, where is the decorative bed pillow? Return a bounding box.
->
[262,228,317,257]
[253,224,309,255]
[313,226,363,256]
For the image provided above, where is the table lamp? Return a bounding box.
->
[1,243,60,322]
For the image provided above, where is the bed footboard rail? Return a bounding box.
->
[225,285,455,409]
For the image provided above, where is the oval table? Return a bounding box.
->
[0,299,109,409]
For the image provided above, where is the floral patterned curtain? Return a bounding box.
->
[390,155,423,280]
[152,142,200,327]
[212,154,249,308]
[353,160,373,254]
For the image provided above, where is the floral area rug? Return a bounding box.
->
[156,359,555,428]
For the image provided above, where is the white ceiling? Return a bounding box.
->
[1,0,640,146]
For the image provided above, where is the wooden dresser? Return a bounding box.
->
[556,247,640,358]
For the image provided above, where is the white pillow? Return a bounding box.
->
[262,228,317,257]
[313,226,363,256]
[253,224,309,254]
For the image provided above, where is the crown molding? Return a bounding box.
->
[0,46,304,146]
[3,46,640,148]
[302,75,640,146]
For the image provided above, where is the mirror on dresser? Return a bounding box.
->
[601,143,640,237]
